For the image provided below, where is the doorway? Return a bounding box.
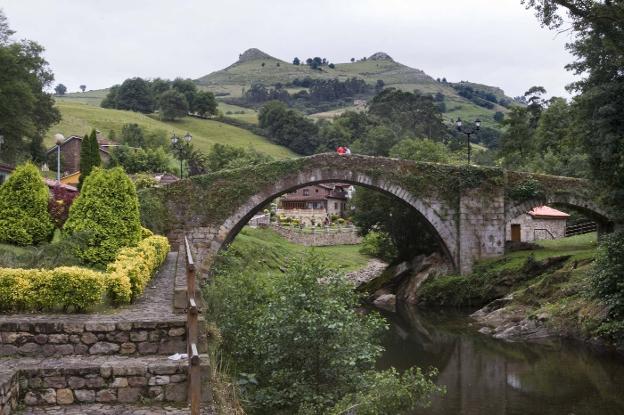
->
[511,224,521,242]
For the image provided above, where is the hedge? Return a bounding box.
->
[0,267,105,312]
[0,235,170,312]
[105,235,170,304]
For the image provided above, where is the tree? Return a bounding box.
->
[293,57,300,65]
[351,57,355,62]
[149,77,171,99]
[206,253,441,414]
[115,77,154,113]
[79,84,86,92]
[64,167,142,266]
[110,145,169,174]
[171,78,197,112]
[0,10,60,164]
[78,129,101,190]
[158,90,189,121]
[120,123,145,147]
[101,85,119,109]
[375,79,385,93]
[258,100,320,155]
[389,138,451,163]
[54,83,67,95]
[0,163,54,245]
[522,0,624,211]
[193,91,217,117]
[493,111,505,123]
[328,63,335,69]
[499,106,533,169]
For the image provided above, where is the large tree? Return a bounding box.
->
[158,90,189,121]
[522,0,624,212]
[113,77,154,113]
[0,10,60,164]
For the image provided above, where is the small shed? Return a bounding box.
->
[507,205,570,242]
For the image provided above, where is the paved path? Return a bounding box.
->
[19,403,214,414]
[0,251,182,324]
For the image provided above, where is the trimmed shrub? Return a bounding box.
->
[64,167,142,267]
[0,267,105,312]
[141,227,154,239]
[105,235,170,304]
[0,163,54,245]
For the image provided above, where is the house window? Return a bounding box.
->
[334,202,338,209]
[315,189,318,193]
[303,189,310,196]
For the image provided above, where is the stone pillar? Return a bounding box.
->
[458,186,506,274]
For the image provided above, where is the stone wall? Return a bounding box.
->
[0,320,187,358]
[271,225,362,246]
[506,213,566,242]
[0,356,211,413]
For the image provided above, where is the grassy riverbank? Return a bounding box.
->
[416,233,623,349]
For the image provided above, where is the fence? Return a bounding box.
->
[565,221,597,237]
[184,236,201,415]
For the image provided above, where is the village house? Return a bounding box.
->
[45,132,116,176]
[507,205,570,242]
[276,183,350,225]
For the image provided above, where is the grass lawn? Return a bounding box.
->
[223,226,371,275]
[479,232,598,273]
[49,101,295,159]
[217,102,259,124]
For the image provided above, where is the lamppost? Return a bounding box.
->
[455,118,480,164]
[171,132,192,178]
[54,133,64,182]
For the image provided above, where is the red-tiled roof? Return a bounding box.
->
[528,205,569,219]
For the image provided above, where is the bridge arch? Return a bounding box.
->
[206,167,458,273]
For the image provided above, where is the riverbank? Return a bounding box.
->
[387,233,624,352]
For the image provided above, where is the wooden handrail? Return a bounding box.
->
[184,236,201,415]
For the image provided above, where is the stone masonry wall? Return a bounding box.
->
[0,371,19,415]
[0,320,186,358]
[271,225,362,246]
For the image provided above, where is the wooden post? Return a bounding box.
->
[184,236,201,415]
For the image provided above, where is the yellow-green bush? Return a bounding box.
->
[105,235,170,304]
[0,267,105,312]
[0,236,170,311]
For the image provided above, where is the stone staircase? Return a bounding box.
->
[0,251,212,415]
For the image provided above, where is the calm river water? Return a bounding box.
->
[376,304,624,415]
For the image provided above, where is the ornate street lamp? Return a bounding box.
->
[171,132,192,178]
[455,118,480,164]
[54,133,64,182]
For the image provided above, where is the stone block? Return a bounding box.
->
[63,323,84,334]
[1,332,20,344]
[100,367,112,378]
[96,388,117,403]
[116,322,132,331]
[67,376,86,389]
[19,343,41,355]
[40,388,56,404]
[56,388,74,405]
[127,376,147,387]
[108,332,129,343]
[48,334,68,344]
[170,374,186,383]
[56,344,75,355]
[89,342,120,355]
[73,344,89,355]
[147,386,164,401]
[151,365,178,375]
[137,342,158,354]
[74,389,95,403]
[33,334,48,345]
[85,322,116,332]
[23,392,38,406]
[43,376,66,388]
[148,375,170,386]
[80,332,98,345]
[0,345,18,356]
[111,377,128,388]
[168,328,185,337]
[130,331,148,342]
[85,376,105,388]
[68,335,81,344]
[117,387,142,403]
[120,342,136,355]
[164,383,187,402]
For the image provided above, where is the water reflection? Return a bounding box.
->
[376,303,624,415]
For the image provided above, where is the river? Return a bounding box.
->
[376,304,624,415]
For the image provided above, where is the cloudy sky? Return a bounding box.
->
[2,0,577,98]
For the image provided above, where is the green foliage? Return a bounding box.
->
[592,231,624,319]
[389,138,452,163]
[258,100,319,155]
[0,266,105,312]
[206,252,439,414]
[134,173,158,190]
[111,145,169,174]
[159,89,189,121]
[329,367,442,415]
[0,10,60,163]
[54,83,67,95]
[0,163,54,245]
[507,178,545,201]
[78,129,101,190]
[105,235,170,304]
[194,90,218,117]
[359,231,398,263]
[64,167,142,267]
[103,77,154,113]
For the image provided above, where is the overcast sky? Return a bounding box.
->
[2,0,577,98]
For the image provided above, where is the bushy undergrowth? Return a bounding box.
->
[206,252,442,414]
[359,231,397,263]
[592,231,624,319]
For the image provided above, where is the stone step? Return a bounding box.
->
[0,354,212,415]
[0,318,209,358]
[18,403,214,414]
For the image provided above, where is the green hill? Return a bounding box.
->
[47,101,295,159]
[197,49,512,129]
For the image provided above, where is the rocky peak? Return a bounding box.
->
[368,52,394,61]
[238,48,274,63]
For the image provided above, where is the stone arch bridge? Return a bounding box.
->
[140,154,614,275]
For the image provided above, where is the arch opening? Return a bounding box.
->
[213,177,457,273]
